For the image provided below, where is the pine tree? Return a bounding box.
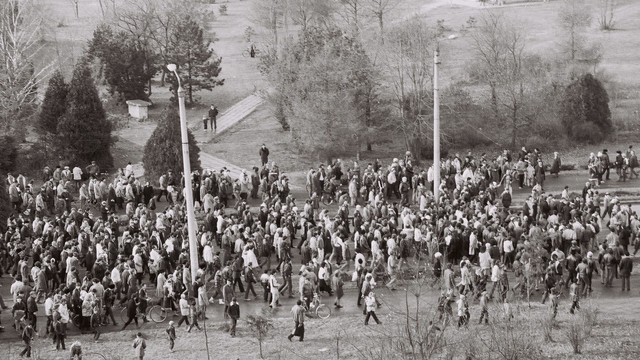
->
[56,62,113,168]
[559,73,612,143]
[167,16,224,104]
[38,70,68,134]
[142,106,201,185]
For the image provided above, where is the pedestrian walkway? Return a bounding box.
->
[191,94,264,145]
[121,93,264,180]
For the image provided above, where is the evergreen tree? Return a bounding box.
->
[559,73,612,143]
[56,63,113,168]
[167,16,224,104]
[38,70,68,134]
[87,24,154,101]
[143,107,201,185]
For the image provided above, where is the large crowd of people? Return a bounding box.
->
[1,143,638,357]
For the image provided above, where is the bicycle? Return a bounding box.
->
[303,293,331,319]
[120,299,172,324]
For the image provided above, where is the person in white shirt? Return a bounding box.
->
[503,238,515,269]
[44,293,54,334]
[72,166,83,190]
[269,270,280,308]
[487,261,503,300]
[10,276,24,303]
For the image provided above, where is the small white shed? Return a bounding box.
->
[126,100,152,120]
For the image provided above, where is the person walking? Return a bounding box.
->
[166,321,176,352]
[222,279,234,319]
[287,300,305,342]
[244,264,258,300]
[20,322,35,357]
[121,295,140,330]
[478,290,489,324]
[228,297,240,337]
[364,291,382,325]
[177,294,190,328]
[187,298,202,332]
[132,332,146,360]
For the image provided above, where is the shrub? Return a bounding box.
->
[559,73,612,142]
[565,319,585,354]
[539,314,556,342]
[246,314,274,359]
[580,301,600,336]
[219,4,227,15]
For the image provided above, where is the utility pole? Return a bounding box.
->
[433,48,441,205]
[167,64,199,286]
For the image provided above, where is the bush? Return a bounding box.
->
[219,4,227,15]
[559,73,612,142]
[539,314,556,342]
[572,122,607,144]
[565,319,585,354]
[580,301,599,336]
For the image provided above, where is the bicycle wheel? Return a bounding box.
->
[120,307,128,323]
[149,305,168,323]
[315,304,331,319]
[242,49,249,57]
[321,194,333,206]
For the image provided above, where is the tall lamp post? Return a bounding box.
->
[167,64,199,286]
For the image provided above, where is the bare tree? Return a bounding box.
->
[471,13,548,149]
[366,0,399,44]
[558,0,592,61]
[339,0,366,35]
[289,0,335,32]
[0,0,54,135]
[385,17,435,155]
[252,0,284,49]
[597,0,616,30]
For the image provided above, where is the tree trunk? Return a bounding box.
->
[378,13,384,44]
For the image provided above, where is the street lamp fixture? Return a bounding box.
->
[167,63,199,286]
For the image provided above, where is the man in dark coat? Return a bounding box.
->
[208,105,218,132]
[228,297,240,337]
[259,144,270,166]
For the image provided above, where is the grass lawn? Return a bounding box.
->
[3,291,639,359]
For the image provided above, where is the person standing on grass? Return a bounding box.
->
[619,252,633,291]
[287,300,305,342]
[569,281,580,314]
[259,144,270,166]
[223,279,234,318]
[166,321,176,352]
[364,291,382,325]
[228,297,240,337]
[202,114,208,131]
[53,313,66,351]
[133,332,146,360]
